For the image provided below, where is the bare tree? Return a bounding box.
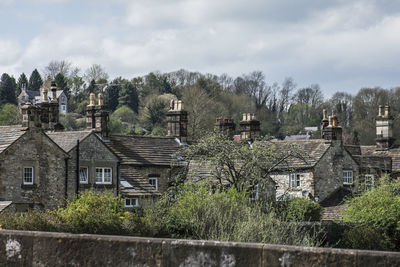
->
[84,64,109,84]
[43,60,72,79]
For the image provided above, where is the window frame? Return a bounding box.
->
[365,174,375,190]
[343,170,354,185]
[124,198,139,207]
[149,177,159,190]
[95,167,112,184]
[289,173,301,188]
[23,167,34,185]
[79,166,89,184]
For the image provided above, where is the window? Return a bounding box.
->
[95,167,112,184]
[61,104,66,111]
[149,177,158,190]
[79,167,88,184]
[23,167,34,185]
[343,170,353,185]
[125,198,139,207]
[249,184,259,201]
[289,173,301,188]
[365,174,375,190]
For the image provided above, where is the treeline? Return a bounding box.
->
[1,60,400,145]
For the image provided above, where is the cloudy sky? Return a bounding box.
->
[1,0,400,96]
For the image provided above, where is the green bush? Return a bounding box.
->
[137,182,322,246]
[55,190,126,235]
[342,176,400,249]
[0,210,57,232]
[285,197,322,222]
[340,225,393,251]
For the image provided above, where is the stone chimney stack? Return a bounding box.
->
[239,113,260,141]
[376,105,394,150]
[48,81,63,131]
[86,93,96,130]
[21,102,41,129]
[322,111,342,142]
[215,118,236,139]
[40,87,50,130]
[166,99,188,142]
[320,109,329,138]
[95,93,110,139]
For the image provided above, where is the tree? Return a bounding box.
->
[16,73,28,96]
[84,64,109,84]
[28,69,43,91]
[181,132,303,193]
[54,73,71,100]
[118,81,139,113]
[342,177,400,250]
[105,78,123,112]
[0,104,21,125]
[43,60,72,79]
[0,73,17,105]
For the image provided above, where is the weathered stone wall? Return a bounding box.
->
[67,133,119,199]
[0,230,399,266]
[0,129,68,211]
[314,141,359,201]
[271,171,314,199]
[133,165,173,193]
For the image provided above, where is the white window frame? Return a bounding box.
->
[79,167,89,184]
[149,177,158,190]
[289,173,301,188]
[95,167,112,184]
[23,167,34,185]
[124,198,139,207]
[343,170,353,185]
[365,174,375,190]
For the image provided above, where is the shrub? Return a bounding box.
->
[0,210,57,232]
[137,182,322,246]
[55,190,126,235]
[285,197,322,222]
[340,225,393,251]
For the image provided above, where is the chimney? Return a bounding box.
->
[48,81,61,130]
[86,93,96,130]
[166,99,188,142]
[239,113,260,142]
[215,117,236,139]
[21,102,41,129]
[320,109,329,138]
[322,111,342,142]
[40,88,50,130]
[95,93,110,139]
[376,105,394,150]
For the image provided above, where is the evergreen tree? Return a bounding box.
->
[118,81,139,113]
[55,73,70,99]
[87,79,98,94]
[28,69,43,91]
[105,79,122,112]
[0,73,17,105]
[16,73,28,96]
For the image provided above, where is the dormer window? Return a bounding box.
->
[149,176,158,190]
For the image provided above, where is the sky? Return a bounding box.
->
[1,0,400,97]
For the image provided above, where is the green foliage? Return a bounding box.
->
[28,69,43,91]
[340,225,393,251]
[0,73,17,105]
[0,210,57,232]
[16,73,28,96]
[59,113,86,131]
[140,95,169,130]
[138,182,321,246]
[55,190,126,235]
[0,104,21,125]
[111,105,136,124]
[342,177,400,249]
[118,81,139,113]
[285,197,322,222]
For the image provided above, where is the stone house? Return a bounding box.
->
[18,83,68,114]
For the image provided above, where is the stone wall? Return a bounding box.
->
[67,133,119,199]
[271,171,314,199]
[0,230,399,266]
[0,129,68,211]
[314,141,359,201]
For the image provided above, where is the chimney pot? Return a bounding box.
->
[378,105,383,117]
[98,93,104,106]
[323,109,327,120]
[89,93,95,106]
[384,105,390,117]
[170,99,175,110]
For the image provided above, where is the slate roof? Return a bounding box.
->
[119,167,160,196]
[105,135,180,166]
[359,145,400,172]
[270,139,332,170]
[0,201,12,212]
[46,131,92,152]
[25,90,40,99]
[0,126,27,154]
